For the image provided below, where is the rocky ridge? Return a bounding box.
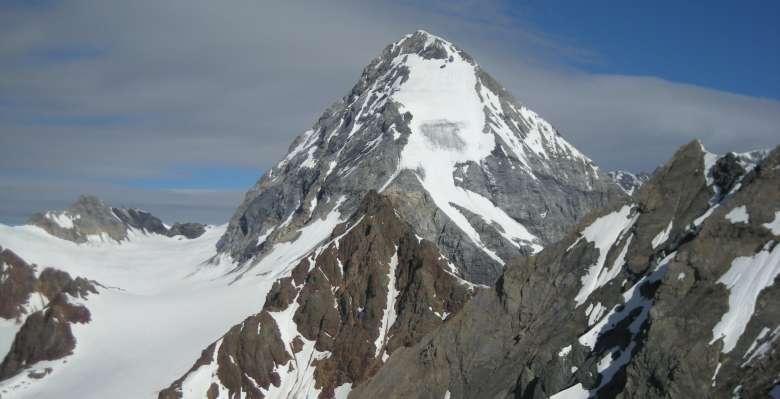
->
[28,195,206,243]
[349,141,780,399]
[159,192,477,398]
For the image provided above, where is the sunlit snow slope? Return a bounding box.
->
[0,225,265,398]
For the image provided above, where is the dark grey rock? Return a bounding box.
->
[712,152,747,196]
[112,207,169,235]
[167,223,206,239]
[27,195,207,242]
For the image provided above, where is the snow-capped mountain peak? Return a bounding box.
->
[218,31,621,284]
[354,30,598,176]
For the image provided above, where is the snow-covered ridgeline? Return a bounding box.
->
[700,143,770,188]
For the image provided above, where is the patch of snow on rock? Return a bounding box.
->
[573,205,638,306]
[393,46,542,262]
[651,220,673,249]
[375,248,400,358]
[550,383,589,399]
[710,242,780,353]
[725,206,750,224]
[764,211,780,235]
[741,326,780,366]
[45,211,79,229]
[558,345,572,357]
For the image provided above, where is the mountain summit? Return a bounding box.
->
[218,31,622,284]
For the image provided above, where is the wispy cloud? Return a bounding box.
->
[1,0,778,224]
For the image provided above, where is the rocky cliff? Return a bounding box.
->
[349,141,780,399]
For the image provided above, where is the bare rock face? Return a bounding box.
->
[114,208,207,239]
[0,251,99,381]
[158,311,291,399]
[167,222,207,239]
[112,207,170,235]
[349,141,780,399]
[159,191,477,398]
[0,248,37,321]
[216,30,622,285]
[27,195,207,243]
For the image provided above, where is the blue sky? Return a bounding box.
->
[126,166,261,191]
[523,1,779,99]
[1,0,778,224]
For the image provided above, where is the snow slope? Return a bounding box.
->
[0,209,347,399]
[0,225,251,397]
[571,205,639,307]
[394,47,543,261]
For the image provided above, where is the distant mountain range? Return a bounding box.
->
[27,194,206,243]
[608,170,650,196]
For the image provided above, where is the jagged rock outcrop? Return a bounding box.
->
[0,248,38,322]
[112,207,170,235]
[159,192,477,398]
[608,170,650,196]
[216,30,622,285]
[349,141,780,399]
[113,208,206,239]
[28,195,207,243]
[0,248,99,381]
[167,222,207,239]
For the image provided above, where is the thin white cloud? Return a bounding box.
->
[1,0,777,223]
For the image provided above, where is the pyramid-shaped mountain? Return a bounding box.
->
[218,30,622,284]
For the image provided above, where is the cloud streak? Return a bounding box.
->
[1,0,778,224]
